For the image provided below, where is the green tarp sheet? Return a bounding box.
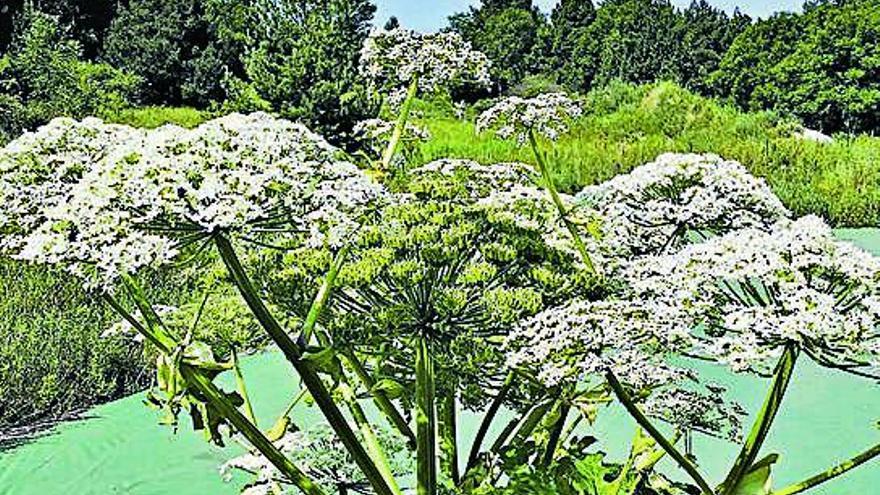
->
[1,230,879,495]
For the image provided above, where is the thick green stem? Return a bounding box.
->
[542,403,570,467]
[489,413,525,454]
[439,391,460,485]
[338,381,404,495]
[342,349,417,448]
[721,345,799,495]
[771,443,880,495]
[311,328,402,495]
[214,235,394,495]
[300,246,349,345]
[528,129,596,275]
[106,285,324,495]
[380,75,420,170]
[465,373,513,472]
[182,365,325,495]
[415,336,437,495]
[605,371,715,495]
[516,402,555,446]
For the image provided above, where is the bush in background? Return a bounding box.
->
[240,0,378,147]
[0,7,139,143]
[102,0,248,107]
[713,0,880,134]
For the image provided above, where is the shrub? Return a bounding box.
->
[0,7,139,140]
[713,0,880,134]
[242,0,378,147]
[102,0,246,107]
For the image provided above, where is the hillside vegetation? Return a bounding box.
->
[415,82,880,226]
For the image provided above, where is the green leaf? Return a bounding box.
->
[370,378,407,400]
[265,415,291,442]
[301,347,338,371]
[731,454,779,495]
[182,341,232,372]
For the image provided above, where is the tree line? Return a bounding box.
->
[452,0,880,134]
[1,0,879,144]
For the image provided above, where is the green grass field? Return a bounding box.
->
[412,81,880,227]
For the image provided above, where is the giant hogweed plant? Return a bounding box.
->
[358,27,491,171]
[476,93,880,495]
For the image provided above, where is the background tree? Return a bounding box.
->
[448,0,547,91]
[710,12,804,112]
[0,0,120,58]
[547,0,596,84]
[710,1,880,133]
[241,0,378,145]
[677,1,750,94]
[103,0,247,106]
[384,15,400,30]
[566,0,683,92]
[760,0,880,133]
[0,6,138,141]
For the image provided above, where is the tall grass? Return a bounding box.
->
[414,81,880,227]
[0,259,149,429]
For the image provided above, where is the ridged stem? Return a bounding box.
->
[213,235,394,495]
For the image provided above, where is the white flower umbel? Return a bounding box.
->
[0,113,386,290]
[505,297,744,440]
[476,93,583,145]
[408,158,535,197]
[506,298,691,388]
[642,386,746,442]
[576,153,789,259]
[121,112,385,242]
[0,117,177,290]
[627,215,880,376]
[360,28,492,106]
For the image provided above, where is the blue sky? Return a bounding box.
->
[374,1,804,32]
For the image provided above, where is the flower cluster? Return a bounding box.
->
[269,158,597,409]
[0,117,177,289]
[506,298,689,388]
[476,93,583,145]
[625,215,880,376]
[576,153,789,259]
[407,158,535,198]
[642,387,746,442]
[352,118,430,156]
[220,424,411,495]
[505,297,745,440]
[0,113,385,290]
[360,28,492,106]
